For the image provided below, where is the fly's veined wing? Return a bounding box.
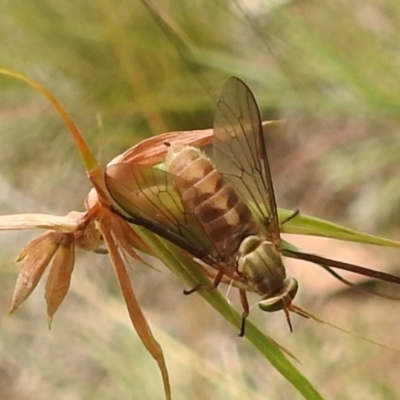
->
[212,77,280,244]
[105,163,216,260]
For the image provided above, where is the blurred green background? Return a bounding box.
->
[1,0,400,399]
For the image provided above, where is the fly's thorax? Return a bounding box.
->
[166,144,256,257]
[237,235,287,296]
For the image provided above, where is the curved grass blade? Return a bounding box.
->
[0,68,99,174]
[0,68,171,400]
[135,226,324,400]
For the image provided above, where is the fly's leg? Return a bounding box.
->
[282,295,294,333]
[183,284,202,295]
[239,289,250,337]
[280,209,299,226]
[183,269,224,295]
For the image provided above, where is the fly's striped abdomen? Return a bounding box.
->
[166,144,255,257]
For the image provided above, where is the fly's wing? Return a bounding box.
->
[105,162,216,260]
[212,77,281,245]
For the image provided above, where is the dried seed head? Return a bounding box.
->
[72,216,103,252]
[45,234,75,328]
[10,232,60,314]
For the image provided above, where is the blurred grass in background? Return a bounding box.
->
[1,0,400,399]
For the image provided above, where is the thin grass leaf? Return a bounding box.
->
[278,209,400,248]
[135,226,325,400]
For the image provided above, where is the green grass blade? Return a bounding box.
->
[135,226,325,400]
[278,209,400,248]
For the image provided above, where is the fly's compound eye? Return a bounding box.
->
[258,277,299,312]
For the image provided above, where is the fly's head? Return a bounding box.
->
[258,277,299,332]
[258,277,299,312]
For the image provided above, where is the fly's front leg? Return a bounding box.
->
[183,268,224,295]
[280,209,300,226]
[239,289,250,337]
